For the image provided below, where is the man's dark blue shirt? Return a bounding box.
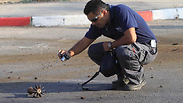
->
[85,4,157,43]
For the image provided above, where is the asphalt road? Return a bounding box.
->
[0,0,183,17]
[0,19,183,103]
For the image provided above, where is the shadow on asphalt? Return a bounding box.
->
[0,82,112,98]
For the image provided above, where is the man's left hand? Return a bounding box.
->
[103,42,111,51]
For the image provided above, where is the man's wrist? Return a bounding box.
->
[68,50,74,57]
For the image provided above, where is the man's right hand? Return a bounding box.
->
[57,37,94,61]
[58,50,71,61]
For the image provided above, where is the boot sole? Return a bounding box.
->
[124,81,146,91]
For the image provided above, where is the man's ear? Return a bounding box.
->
[103,10,108,16]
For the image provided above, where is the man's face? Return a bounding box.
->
[87,9,107,28]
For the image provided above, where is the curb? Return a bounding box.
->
[152,8,183,20]
[32,15,90,27]
[0,17,31,26]
[0,8,183,27]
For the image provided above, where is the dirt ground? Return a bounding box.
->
[0,20,183,103]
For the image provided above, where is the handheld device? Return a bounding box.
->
[59,52,70,61]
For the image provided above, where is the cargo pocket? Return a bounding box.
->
[131,43,148,65]
[138,50,147,65]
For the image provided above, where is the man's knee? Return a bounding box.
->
[88,44,97,58]
[87,44,92,57]
[87,42,105,65]
[88,42,104,57]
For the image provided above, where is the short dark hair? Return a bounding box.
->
[84,0,110,15]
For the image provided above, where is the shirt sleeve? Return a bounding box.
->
[115,5,138,32]
[85,24,102,39]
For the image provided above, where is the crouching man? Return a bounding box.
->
[58,0,157,91]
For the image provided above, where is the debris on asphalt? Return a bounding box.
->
[150,67,154,70]
[80,96,85,99]
[172,43,179,45]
